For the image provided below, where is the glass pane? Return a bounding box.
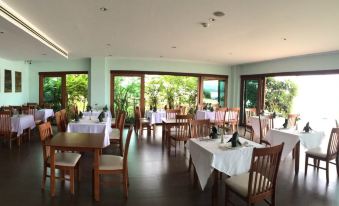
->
[203,80,223,106]
[66,74,89,112]
[43,77,62,111]
[145,75,198,113]
[114,76,141,124]
[244,80,259,108]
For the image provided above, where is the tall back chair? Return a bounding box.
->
[287,114,299,128]
[225,143,284,206]
[305,128,339,183]
[244,108,257,138]
[95,126,134,200]
[38,122,81,194]
[168,114,193,156]
[166,109,181,119]
[134,106,153,137]
[197,104,204,111]
[258,114,272,146]
[55,111,66,132]
[60,109,68,128]
[110,112,126,156]
[211,107,227,127]
[179,106,186,114]
[225,107,240,132]
[0,111,16,149]
[21,106,30,115]
[190,119,211,138]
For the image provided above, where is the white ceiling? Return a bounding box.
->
[1,0,339,65]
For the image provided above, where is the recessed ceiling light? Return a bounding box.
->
[209,18,216,22]
[200,22,209,28]
[213,11,225,17]
[0,31,4,34]
[171,46,177,49]
[108,54,112,57]
[42,53,47,56]
[282,38,287,41]
[159,56,163,58]
[106,43,111,46]
[100,7,108,12]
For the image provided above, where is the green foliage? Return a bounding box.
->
[265,77,298,117]
[43,77,62,111]
[114,76,141,123]
[66,74,88,111]
[244,80,258,108]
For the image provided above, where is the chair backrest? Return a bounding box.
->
[326,128,339,158]
[55,111,66,132]
[166,109,181,119]
[248,143,284,201]
[38,122,54,162]
[258,114,273,141]
[245,108,257,125]
[226,107,240,122]
[336,119,339,128]
[27,102,38,107]
[265,114,274,130]
[173,114,193,140]
[197,104,204,111]
[214,107,227,123]
[21,106,30,115]
[123,126,134,170]
[179,106,186,114]
[60,109,68,127]
[118,112,126,136]
[287,114,299,127]
[190,119,210,138]
[0,111,11,135]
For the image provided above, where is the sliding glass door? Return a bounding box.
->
[201,77,227,107]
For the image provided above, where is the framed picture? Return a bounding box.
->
[4,69,12,93]
[15,71,22,92]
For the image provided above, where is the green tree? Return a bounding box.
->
[43,77,62,111]
[265,77,298,117]
[66,74,88,111]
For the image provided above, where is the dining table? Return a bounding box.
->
[248,116,285,138]
[266,128,326,174]
[186,135,263,206]
[146,110,166,124]
[35,108,54,122]
[82,111,112,118]
[196,110,215,121]
[45,132,106,201]
[67,116,112,147]
[11,114,35,136]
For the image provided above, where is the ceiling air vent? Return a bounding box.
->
[0,2,68,58]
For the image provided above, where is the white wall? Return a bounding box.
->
[230,51,339,107]
[0,57,29,106]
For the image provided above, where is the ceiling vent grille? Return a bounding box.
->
[0,2,68,58]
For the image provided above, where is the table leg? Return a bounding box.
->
[93,149,100,201]
[50,147,56,196]
[295,141,300,174]
[212,169,219,206]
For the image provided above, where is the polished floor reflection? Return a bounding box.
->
[0,126,338,206]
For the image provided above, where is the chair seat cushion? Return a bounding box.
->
[48,152,81,167]
[225,172,271,197]
[99,155,123,170]
[306,147,327,158]
[110,128,120,140]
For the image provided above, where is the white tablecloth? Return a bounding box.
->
[266,129,325,160]
[67,116,111,147]
[11,115,36,136]
[196,110,215,121]
[146,110,166,124]
[82,111,112,118]
[187,136,263,190]
[35,109,54,122]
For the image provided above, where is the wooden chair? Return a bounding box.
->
[38,122,81,194]
[110,112,126,156]
[258,114,272,146]
[55,111,66,132]
[60,109,68,128]
[134,106,153,137]
[27,102,38,107]
[244,108,257,139]
[225,107,240,133]
[210,107,227,128]
[287,113,299,128]
[168,114,193,156]
[112,110,122,129]
[197,104,204,111]
[225,143,284,206]
[305,128,339,183]
[179,106,186,114]
[188,119,211,171]
[0,111,17,149]
[165,109,181,119]
[95,126,133,200]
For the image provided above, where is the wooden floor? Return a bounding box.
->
[0,126,338,206]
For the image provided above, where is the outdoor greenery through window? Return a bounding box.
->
[43,77,62,111]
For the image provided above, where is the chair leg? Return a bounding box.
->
[123,172,128,199]
[94,171,100,201]
[70,169,75,195]
[336,154,339,177]
[42,166,47,190]
[225,185,229,206]
[188,155,192,172]
[326,161,329,183]
[292,148,295,159]
[305,155,308,176]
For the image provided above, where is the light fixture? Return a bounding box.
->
[42,53,46,56]
[213,11,225,17]
[282,38,287,41]
[0,31,4,34]
[159,56,163,58]
[171,46,177,49]
[108,54,112,57]
[0,1,68,58]
[200,22,209,28]
[100,7,108,12]
[106,43,111,46]
[209,18,216,22]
